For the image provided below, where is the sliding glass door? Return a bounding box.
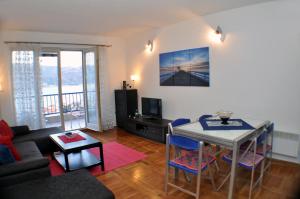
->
[39,51,62,128]
[38,48,101,131]
[12,47,102,131]
[60,51,86,130]
[40,50,86,130]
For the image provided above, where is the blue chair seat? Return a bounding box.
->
[222,151,264,170]
[240,141,272,155]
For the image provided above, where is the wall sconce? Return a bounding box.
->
[130,75,138,81]
[0,83,3,92]
[215,26,225,42]
[145,40,153,52]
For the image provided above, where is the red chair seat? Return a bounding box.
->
[171,148,216,171]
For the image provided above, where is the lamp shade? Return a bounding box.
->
[130,75,138,81]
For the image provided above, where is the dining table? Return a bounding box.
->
[173,117,270,199]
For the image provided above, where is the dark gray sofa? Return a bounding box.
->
[0,170,115,199]
[0,126,115,199]
[0,126,63,187]
[12,126,62,154]
[0,141,50,187]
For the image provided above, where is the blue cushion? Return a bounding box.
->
[0,144,15,165]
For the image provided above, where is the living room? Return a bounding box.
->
[0,0,299,199]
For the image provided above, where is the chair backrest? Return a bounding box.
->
[168,118,198,150]
[257,122,274,144]
[266,123,274,134]
[171,118,191,128]
[198,115,212,122]
[168,118,191,135]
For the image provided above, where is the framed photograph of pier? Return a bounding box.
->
[159,47,210,86]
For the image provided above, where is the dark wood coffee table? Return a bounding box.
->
[50,130,104,172]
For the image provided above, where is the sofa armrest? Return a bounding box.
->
[11,125,30,136]
[0,157,49,177]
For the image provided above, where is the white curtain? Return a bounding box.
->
[11,45,43,129]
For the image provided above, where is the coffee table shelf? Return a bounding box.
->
[54,150,102,171]
[50,130,105,172]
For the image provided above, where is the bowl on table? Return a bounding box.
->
[65,132,76,138]
[216,111,233,125]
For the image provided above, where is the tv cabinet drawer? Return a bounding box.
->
[121,117,171,143]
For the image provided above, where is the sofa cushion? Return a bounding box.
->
[0,170,115,199]
[0,167,50,187]
[0,135,21,161]
[13,127,63,154]
[11,125,30,137]
[0,142,49,177]
[0,120,14,139]
[15,141,43,160]
[0,144,15,165]
[13,127,62,143]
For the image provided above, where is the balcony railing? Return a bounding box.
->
[42,92,85,115]
[42,91,86,130]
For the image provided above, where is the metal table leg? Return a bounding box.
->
[228,142,239,199]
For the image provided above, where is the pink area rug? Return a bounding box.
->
[49,141,146,176]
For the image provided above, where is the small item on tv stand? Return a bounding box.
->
[133,109,140,119]
[122,80,132,90]
[122,81,127,90]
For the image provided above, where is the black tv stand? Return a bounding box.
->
[141,116,161,121]
[125,117,171,143]
[114,89,171,143]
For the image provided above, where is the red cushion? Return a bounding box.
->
[0,120,14,139]
[0,135,21,161]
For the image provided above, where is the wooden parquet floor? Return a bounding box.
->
[85,128,300,199]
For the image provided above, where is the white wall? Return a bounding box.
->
[125,0,300,160]
[0,30,127,130]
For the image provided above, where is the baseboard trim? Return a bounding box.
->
[272,153,300,164]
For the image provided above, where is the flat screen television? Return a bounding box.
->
[141,97,162,119]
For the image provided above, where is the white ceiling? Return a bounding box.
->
[0,0,274,37]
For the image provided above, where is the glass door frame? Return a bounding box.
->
[83,47,102,131]
[39,48,65,129]
[40,47,89,131]
[60,49,86,130]
[39,46,102,131]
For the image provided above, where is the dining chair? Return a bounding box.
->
[198,115,222,169]
[165,118,217,199]
[255,123,274,171]
[218,127,266,199]
[240,122,274,171]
